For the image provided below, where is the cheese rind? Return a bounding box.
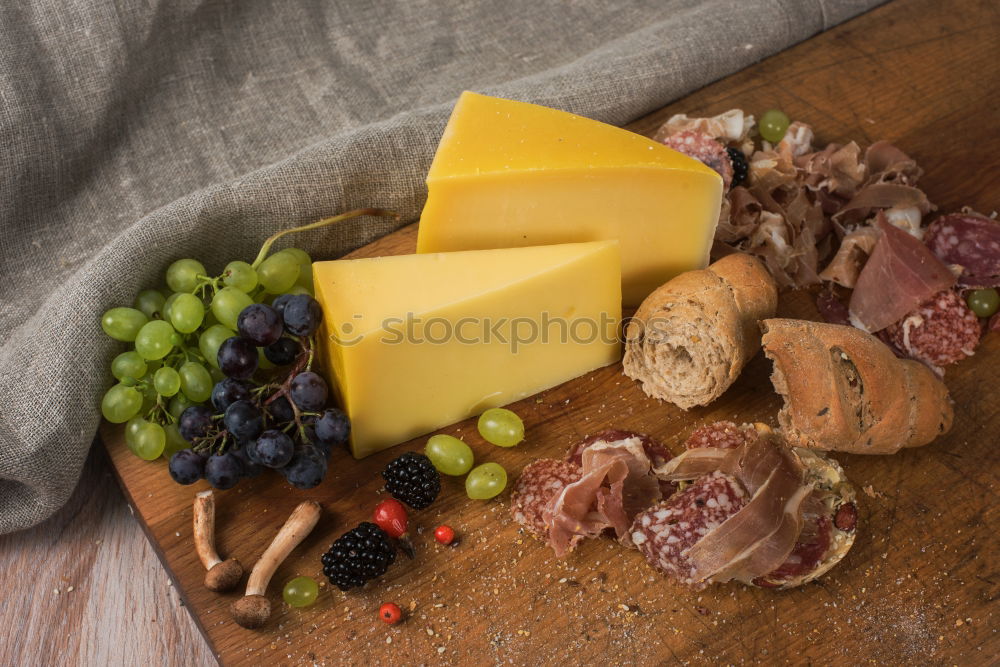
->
[313,241,622,458]
[417,91,723,306]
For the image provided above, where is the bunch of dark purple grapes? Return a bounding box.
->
[168,294,350,490]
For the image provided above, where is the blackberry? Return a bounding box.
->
[321,522,396,590]
[382,452,441,509]
[726,147,749,189]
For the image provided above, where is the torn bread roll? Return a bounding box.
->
[761,318,953,454]
[623,253,778,409]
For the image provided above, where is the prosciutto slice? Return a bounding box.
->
[848,215,956,332]
[545,435,662,556]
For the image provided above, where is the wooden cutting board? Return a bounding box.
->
[100,0,1000,663]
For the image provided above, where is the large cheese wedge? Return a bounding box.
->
[416,91,723,306]
[313,241,622,458]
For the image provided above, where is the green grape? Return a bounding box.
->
[166,258,207,293]
[222,260,258,293]
[168,393,195,419]
[133,290,167,319]
[169,293,205,333]
[101,383,143,423]
[138,371,159,411]
[162,422,188,458]
[282,248,312,266]
[111,351,147,382]
[425,434,474,476]
[199,324,236,369]
[465,462,507,500]
[101,307,149,342]
[131,421,166,461]
[284,285,312,296]
[125,415,146,447]
[257,250,300,294]
[134,320,176,360]
[477,408,525,447]
[759,109,791,144]
[282,576,319,608]
[211,286,254,330]
[153,366,181,397]
[179,361,213,402]
[144,359,163,373]
[202,309,220,328]
[967,288,1000,318]
[209,365,225,384]
[162,292,181,321]
[294,266,314,295]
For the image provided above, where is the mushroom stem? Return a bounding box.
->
[193,490,244,592]
[231,500,321,629]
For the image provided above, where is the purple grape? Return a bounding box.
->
[255,430,295,468]
[284,447,327,489]
[289,371,328,411]
[231,444,263,478]
[282,295,322,336]
[237,303,283,347]
[168,449,205,485]
[223,399,263,442]
[204,452,244,490]
[264,337,300,366]
[314,408,350,447]
[266,395,295,425]
[211,377,251,412]
[271,293,294,318]
[178,405,214,442]
[217,336,259,380]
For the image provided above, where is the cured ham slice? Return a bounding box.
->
[520,431,664,557]
[848,215,955,332]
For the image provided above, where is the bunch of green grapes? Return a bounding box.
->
[100,248,314,461]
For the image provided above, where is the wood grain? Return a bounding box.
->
[0,445,217,667]
[36,0,998,664]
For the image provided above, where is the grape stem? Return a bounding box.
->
[249,208,400,269]
[262,335,314,441]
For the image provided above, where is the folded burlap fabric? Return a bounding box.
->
[0,0,882,533]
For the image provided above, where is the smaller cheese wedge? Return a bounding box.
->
[417,91,723,306]
[313,241,622,458]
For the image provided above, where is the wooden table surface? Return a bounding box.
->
[3,0,998,664]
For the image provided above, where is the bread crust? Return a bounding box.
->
[760,318,953,454]
[623,254,777,409]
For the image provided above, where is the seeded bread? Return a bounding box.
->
[761,318,953,454]
[623,253,777,409]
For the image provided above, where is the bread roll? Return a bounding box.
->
[760,318,953,454]
[623,253,777,409]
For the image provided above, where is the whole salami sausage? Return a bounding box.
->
[924,212,1000,286]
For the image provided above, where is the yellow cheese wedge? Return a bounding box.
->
[313,241,622,458]
[416,91,723,306]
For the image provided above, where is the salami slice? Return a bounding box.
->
[510,459,582,540]
[885,289,982,367]
[753,515,832,588]
[924,212,1000,285]
[566,429,671,468]
[630,471,748,587]
[660,130,734,190]
[683,421,757,450]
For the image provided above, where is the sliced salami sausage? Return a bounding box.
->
[885,289,982,367]
[510,459,582,540]
[660,130,734,190]
[753,515,832,588]
[630,471,748,587]
[683,421,757,450]
[924,212,1000,285]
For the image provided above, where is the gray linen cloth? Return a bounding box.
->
[0,0,882,533]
